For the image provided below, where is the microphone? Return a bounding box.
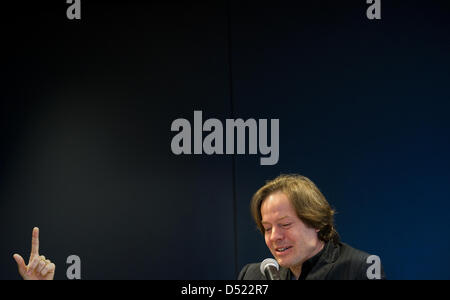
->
[260,258,281,280]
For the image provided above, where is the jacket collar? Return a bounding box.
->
[277,241,340,280]
[306,240,339,280]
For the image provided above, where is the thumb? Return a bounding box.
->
[13,254,27,277]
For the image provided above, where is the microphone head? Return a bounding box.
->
[260,258,279,276]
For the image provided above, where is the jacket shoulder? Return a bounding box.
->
[339,242,371,262]
[330,242,385,280]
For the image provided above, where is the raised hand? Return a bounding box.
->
[13,227,56,280]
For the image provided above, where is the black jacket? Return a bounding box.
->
[238,241,386,280]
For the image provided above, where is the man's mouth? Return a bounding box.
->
[275,246,292,253]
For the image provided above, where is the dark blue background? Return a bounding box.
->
[1,0,449,279]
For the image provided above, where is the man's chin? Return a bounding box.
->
[276,257,293,269]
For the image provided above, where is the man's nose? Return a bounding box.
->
[269,226,283,242]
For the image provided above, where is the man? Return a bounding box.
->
[13,227,56,280]
[238,174,385,280]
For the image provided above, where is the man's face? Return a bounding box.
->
[261,192,323,269]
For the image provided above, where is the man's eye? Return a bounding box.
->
[264,228,272,232]
[282,223,292,227]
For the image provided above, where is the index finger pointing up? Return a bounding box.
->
[31,227,39,256]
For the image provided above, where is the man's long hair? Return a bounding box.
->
[251,174,340,243]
